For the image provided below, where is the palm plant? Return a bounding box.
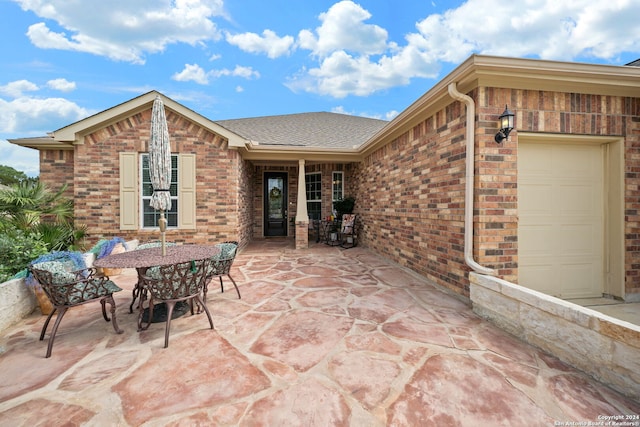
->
[0,181,86,281]
[0,181,73,231]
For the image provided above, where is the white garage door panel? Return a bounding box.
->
[519,225,553,254]
[518,142,603,298]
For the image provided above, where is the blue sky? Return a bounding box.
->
[1,0,639,177]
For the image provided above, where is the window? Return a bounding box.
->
[119,152,196,230]
[140,154,178,228]
[332,171,344,202]
[306,172,321,220]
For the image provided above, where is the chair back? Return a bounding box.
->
[136,241,177,250]
[207,241,238,277]
[341,214,356,234]
[142,259,210,301]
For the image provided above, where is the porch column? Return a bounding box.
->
[295,159,309,249]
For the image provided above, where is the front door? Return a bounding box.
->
[264,172,288,236]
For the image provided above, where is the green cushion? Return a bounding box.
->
[33,261,76,285]
[213,243,237,261]
[67,279,122,304]
[146,266,162,279]
[136,242,177,250]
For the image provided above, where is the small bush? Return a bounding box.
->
[0,230,48,282]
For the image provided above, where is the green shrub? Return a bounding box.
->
[0,230,48,282]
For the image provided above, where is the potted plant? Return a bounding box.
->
[333,196,355,218]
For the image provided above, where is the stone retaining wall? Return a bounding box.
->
[470,272,640,401]
[0,278,36,334]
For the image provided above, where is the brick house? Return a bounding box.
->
[9,54,640,303]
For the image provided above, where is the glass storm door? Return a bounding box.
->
[264,172,288,236]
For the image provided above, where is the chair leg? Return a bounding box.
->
[39,308,57,341]
[130,282,141,313]
[138,298,152,332]
[194,294,214,330]
[219,276,224,293]
[163,301,176,348]
[226,274,241,299]
[203,279,210,303]
[101,295,123,334]
[44,307,69,358]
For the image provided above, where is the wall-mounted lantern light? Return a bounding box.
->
[494,105,515,144]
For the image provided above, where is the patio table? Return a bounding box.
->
[94,244,220,318]
[319,219,342,246]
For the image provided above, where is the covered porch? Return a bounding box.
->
[1,240,637,425]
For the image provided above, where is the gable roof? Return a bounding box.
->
[216,112,387,149]
[9,91,246,150]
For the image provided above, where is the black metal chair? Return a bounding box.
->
[29,263,123,358]
[137,258,213,348]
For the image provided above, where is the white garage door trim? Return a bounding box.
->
[517,133,624,299]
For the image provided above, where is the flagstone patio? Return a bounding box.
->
[0,239,638,426]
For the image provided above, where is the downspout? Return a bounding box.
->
[447,83,496,276]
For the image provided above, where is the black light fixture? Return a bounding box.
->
[494,105,515,143]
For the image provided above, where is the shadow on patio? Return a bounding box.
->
[1,239,638,425]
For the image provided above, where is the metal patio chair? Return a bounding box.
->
[29,262,123,358]
[204,241,241,301]
[137,258,213,348]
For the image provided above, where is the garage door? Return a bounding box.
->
[518,142,603,298]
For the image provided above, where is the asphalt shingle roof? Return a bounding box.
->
[215,112,388,149]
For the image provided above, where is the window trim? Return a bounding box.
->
[306,171,322,220]
[332,171,344,202]
[140,153,179,229]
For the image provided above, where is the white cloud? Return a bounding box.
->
[172,63,260,85]
[411,0,640,62]
[287,0,640,98]
[0,140,40,177]
[0,96,90,133]
[172,63,210,85]
[0,80,39,98]
[226,29,295,59]
[297,1,387,57]
[15,0,226,64]
[47,78,76,92]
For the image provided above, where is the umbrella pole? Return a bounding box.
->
[159,210,167,256]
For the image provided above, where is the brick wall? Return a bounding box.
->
[72,108,242,248]
[39,149,74,197]
[477,87,640,297]
[354,102,470,296]
[355,87,640,298]
[236,157,255,248]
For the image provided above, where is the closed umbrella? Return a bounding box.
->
[149,95,172,255]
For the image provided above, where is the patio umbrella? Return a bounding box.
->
[149,95,172,256]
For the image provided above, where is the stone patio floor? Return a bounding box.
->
[1,239,638,426]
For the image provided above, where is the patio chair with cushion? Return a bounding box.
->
[28,261,124,358]
[129,240,177,313]
[340,214,358,249]
[204,241,240,301]
[137,258,214,348]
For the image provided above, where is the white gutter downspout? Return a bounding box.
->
[447,83,496,276]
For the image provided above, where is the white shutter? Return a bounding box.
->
[119,152,139,230]
[178,153,196,229]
